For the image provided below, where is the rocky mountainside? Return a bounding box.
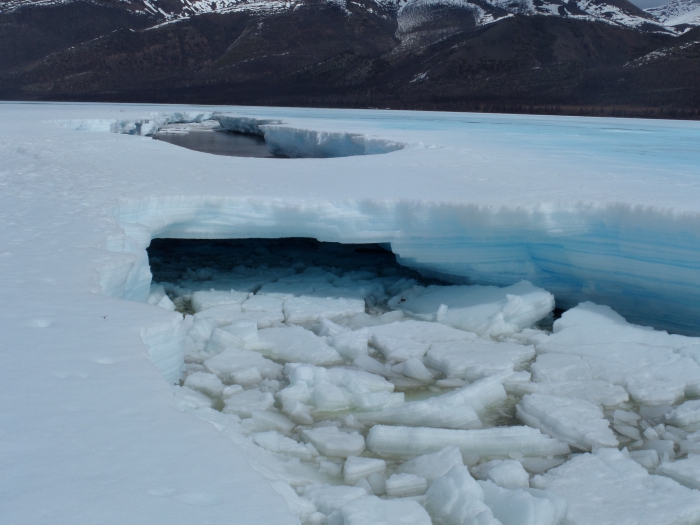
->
[0,0,698,117]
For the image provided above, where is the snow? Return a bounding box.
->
[532,448,700,525]
[4,102,700,524]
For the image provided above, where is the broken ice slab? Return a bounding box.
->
[425,339,535,381]
[302,426,366,457]
[252,430,316,460]
[425,465,499,525]
[254,326,344,366]
[366,425,570,459]
[385,473,428,497]
[656,455,700,490]
[517,393,618,451]
[343,456,386,485]
[302,484,368,515]
[395,446,464,485]
[368,320,476,363]
[479,480,566,525]
[472,459,530,490]
[355,375,507,430]
[204,347,283,382]
[327,495,432,525]
[388,280,554,338]
[666,400,700,431]
[222,388,275,417]
[283,295,366,324]
[532,448,700,525]
[183,371,225,398]
[525,380,629,409]
[315,318,370,359]
[535,303,700,406]
[191,289,249,312]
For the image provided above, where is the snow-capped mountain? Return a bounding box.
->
[0,0,690,33]
[647,0,700,27]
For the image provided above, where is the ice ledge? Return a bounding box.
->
[100,196,700,341]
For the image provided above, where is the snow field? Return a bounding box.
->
[145,238,700,525]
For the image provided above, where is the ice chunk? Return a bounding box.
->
[284,295,366,324]
[270,480,317,522]
[183,315,218,357]
[328,495,432,525]
[183,371,224,398]
[243,410,296,433]
[147,283,167,305]
[367,472,387,495]
[629,449,660,469]
[252,431,315,460]
[532,448,700,525]
[317,319,370,359]
[172,385,214,411]
[385,473,428,497]
[479,480,565,525]
[221,319,258,342]
[344,456,386,485]
[191,290,248,312]
[425,465,499,525]
[255,326,343,365]
[357,375,507,430]
[205,327,246,355]
[530,380,629,409]
[517,394,618,451]
[472,460,530,490]
[396,447,464,484]
[656,455,700,490]
[392,357,434,382]
[193,303,244,326]
[204,347,283,382]
[389,281,554,338]
[302,484,367,515]
[302,427,365,457]
[370,333,429,362]
[666,400,700,430]
[426,339,535,381]
[366,425,570,459]
[222,389,274,417]
[536,303,700,406]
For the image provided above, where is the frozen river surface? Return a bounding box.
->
[1,102,700,525]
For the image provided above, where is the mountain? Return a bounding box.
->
[0,0,698,117]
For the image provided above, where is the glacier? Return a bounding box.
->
[2,101,700,524]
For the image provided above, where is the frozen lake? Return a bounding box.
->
[2,102,700,525]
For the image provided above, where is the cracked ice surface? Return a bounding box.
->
[4,103,700,525]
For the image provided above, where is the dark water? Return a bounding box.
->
[153,130,280,158]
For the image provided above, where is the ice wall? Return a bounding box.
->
[106,196,700,336]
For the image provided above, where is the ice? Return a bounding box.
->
[9,103,700,524]
[396,447,464,484]
[343,456,386,485]
[629,449,660,469]
[183,371,225,398]
[302,427,366,457]
[221,319,259,342]
[172,385,214,410]
[425,339,535,381]
[277,363,402,414]
[532,448,700,525]
[302,484,368,514]
[534,303,700,406]
[527,380,629,409]
[191,289,249,311]
[389,281,554,338]
[517,394,618,451]
[656,455,700,490]
[223,389,275,417]
[270,481,318,522]
[666,400,700,430]
[472,460,530,490]
[252,431,316,460]
[366,425,571,458]
[425,465,500,525]
[392,357,434,381]
[204,347,283,382]
[356,375,507,430]
[284,295,366,324]
[479,481,566,525]
[243,410,296,433]
[327,495,432,525]
[316,318,370,359]
[385,473,428,497]
[255,326,344,365]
